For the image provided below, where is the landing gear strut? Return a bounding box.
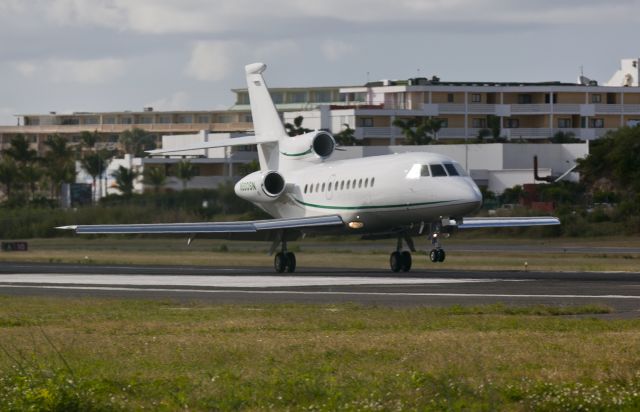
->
[272,232,296,273]
[428,227,446,263]
[389,234,414,273]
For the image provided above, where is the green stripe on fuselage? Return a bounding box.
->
[280,148,313,157]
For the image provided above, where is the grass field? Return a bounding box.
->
[1,236,639,272]
[2,298,640,411]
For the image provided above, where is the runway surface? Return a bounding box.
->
[2,262,640,317]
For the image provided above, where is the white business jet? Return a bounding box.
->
[58,63,559,273]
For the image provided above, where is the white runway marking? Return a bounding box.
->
[0,284,639,300]
[0,274,501,288]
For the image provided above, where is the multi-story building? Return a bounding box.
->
[286,58,640,145]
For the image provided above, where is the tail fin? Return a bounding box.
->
[245,63,286,170]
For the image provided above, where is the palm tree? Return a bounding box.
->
[43,135,76,200]
[392,118,432,145]
[19,163,43,200]
[175,160,197,190]
[119,128,156,157]
[80,151,108,202]
[334,124,357,146]
[79,130,99,151]
[143,166,167,193]
[0,158,19,201]
[4,135,38,164]
[425,118,444,142]
[284,116,311,137]
[112,165,138,196]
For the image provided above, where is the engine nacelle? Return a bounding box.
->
[279,130,336,160]
[234,170,286,203]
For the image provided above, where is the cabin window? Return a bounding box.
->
[443,163,459,176]
[321,183,325,192]
[352,179,357,188]
[315,183,320,192]
[309,184,313,193]
[371,177,375,187]
[304,184,308,193]
[328,182,332,191]
[340,181,345,190]
[364,178,369,188]
[358,179,363,188]
[346,180,351,189]
[430,164,447,177]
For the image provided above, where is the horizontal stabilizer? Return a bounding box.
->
[458,216,560,229]
[56,215,344,235]
[146,135,277,155]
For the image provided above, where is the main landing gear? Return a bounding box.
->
[271,231,296,273]
[389,234,415,272]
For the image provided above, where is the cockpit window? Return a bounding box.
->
[453,162,468,176]
[430,164,447,177]
[406,164,432,179]
[443,163,459,176]
[420,165,430,176]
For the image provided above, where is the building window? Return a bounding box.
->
[243,114,252,122]
[505,118,520,128]
[84,117,99,125]
[270,92,284,104]
[157,115,171,124]
[289,91,307,103]
[120,117,133,125]
[590,118,604,128]
[471,93,481,103]
[177,115,192,124]
[436,118,448,128]
[558,118,572,128]
[139,116,153,124]
[196,115,210,124]
[359,118,374,127]
[591,94,602,103]
[315,90,332,103]
[103,117,115,124]
[517,94,532,104]
[447,93,454,103]
[217,115,232,123]
[236,92,249,105]
[471,118,487,128]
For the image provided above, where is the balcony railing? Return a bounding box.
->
[0,122,254,134]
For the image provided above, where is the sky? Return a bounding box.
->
[1,0,640,125]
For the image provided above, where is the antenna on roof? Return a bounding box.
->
[366,71,370,83]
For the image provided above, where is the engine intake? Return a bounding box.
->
[312,131,335,159]
[263,171,285,197]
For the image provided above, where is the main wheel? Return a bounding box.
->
[285,252,296,273]
[390,251,402,272]
[400,251,412,272]
[274,252,287,273]
[429,249,438,263]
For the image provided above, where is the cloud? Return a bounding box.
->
[18,0,639,35]
[13,57,126,84]
[185,39,298,82]
[321,40,353,62]
[146,91,190,111]
[185,41,236,82]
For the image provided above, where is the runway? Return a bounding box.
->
[2,262,640,316]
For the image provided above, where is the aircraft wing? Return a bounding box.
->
[57,215,344,235]
[146,135,278,155]
[457,216,560,229]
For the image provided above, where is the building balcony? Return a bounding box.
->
[0,122,254,135]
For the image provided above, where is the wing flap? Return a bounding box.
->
[458,216,560,229]
[57,215,344,235]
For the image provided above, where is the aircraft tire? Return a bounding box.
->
[401,251,412,272]
[285,252,296,273]
[429,249,438,263]
[437,249,446,262]
[274,252,287,273]
[389,251,402,272]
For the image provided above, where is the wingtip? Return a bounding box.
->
[55,225,78,230]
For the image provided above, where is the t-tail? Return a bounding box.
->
[245,63,287,171]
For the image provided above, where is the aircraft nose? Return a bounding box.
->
[465,179,483,211]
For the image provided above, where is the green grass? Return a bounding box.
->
[2,298,640,410]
